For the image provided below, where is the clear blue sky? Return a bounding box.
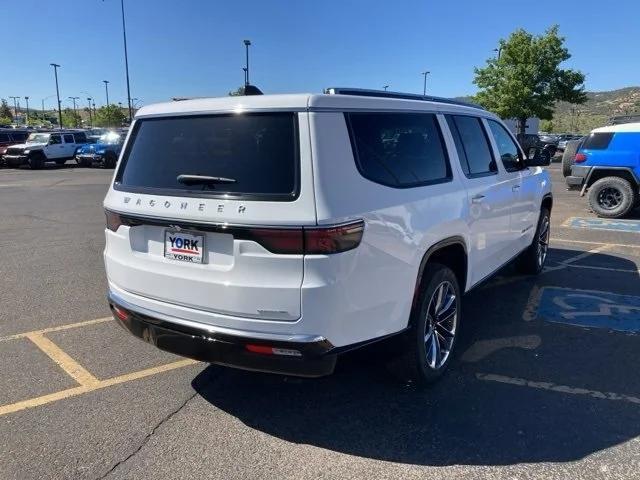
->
[2,0,639,109]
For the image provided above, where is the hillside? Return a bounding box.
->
[458,86,640,133]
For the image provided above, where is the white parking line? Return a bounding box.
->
[477,373,640,406]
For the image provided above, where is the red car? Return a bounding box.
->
[0,129,30,166]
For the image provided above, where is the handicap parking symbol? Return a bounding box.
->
[565,217,640,233]
[537,287,640,333]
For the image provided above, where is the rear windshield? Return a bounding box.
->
[115,113,299,200]
[582,132,614,150]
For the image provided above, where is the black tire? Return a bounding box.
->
[392,263,461,386]
[55,159,66,166]
[587,176,636,219]
[516,208,550,275]
[104,152,117,169]
[562,140,581,177]
[75,156,89,167]
[28,152,45,170]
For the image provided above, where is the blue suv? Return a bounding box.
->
[75,131,124,168]
[566,123,640,218]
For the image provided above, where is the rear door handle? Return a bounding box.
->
[471,194,485,204]
[512,184,521,191]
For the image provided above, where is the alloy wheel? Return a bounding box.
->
[424,281,457,369]
[537,215,550,267]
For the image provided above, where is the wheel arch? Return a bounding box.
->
[585,167,639,189]
[541,193,553,213]
[410,237,468,327]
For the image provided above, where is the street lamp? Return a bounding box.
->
[50,63,63,129]
[68,97,79,126]
[243,39,251,86]
[86,97,93,127]
[103,80,110,106]
[242,67,248,86]
[383,85,389,91]
[24,96,30,125]
[421,71,431,96]
[9,96,19,122]
[494,46,503,59]
[131,97,141,108]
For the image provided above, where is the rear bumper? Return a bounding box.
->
[107,290,337,377]
[566,165,591,191]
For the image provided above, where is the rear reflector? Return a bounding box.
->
[574,153,587,163]
[112,305,129,321]
[245,344,302,357]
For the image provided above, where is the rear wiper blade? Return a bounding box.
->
[177,174,237,186]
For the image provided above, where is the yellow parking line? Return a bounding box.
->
[0,317,112,342]
[26,333,99,387]
[477,373,640,406]
[0,358,199,417]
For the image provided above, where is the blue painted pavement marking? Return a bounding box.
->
[538,287,640,333]
[565,217,640,233]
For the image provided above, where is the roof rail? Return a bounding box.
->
[324,87,484,110]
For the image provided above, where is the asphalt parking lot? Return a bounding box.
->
[1,162,639,480]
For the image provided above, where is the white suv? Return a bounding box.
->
[104,88,552,384]
[3,131,88,169]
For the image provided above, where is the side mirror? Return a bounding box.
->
[526,147,551,167]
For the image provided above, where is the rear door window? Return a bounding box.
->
[345,112,451,187]
[116,113,299,200]
[445,115,497,177]
[73,132,87,144]
[49,135,62,145]
[63,134,75,143]
[582,132,614,150]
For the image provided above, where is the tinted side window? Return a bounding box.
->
[445,115,496,176]
[73,132,87,143]
[12,133,28,142]
[50,135,62,145]
[487,119,522,171]
[63,134,75,143]
[582,132,614,150]
[346,112,451,188]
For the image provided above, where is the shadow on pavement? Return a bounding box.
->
[193,248,640,466]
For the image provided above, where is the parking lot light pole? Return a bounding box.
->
[421,71,430,96]
[24,97,30,124]
[9,96,19,122]
[50,63,63,129]
[103,80,110,106]
[68,97,80,126]
[383,85,389,91]
[494,46,503,59]
[116,0,134,123]
[243,39,251,86]
[87,98,93,127]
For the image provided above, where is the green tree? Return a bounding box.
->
[539,119,554,132]
[94,104,126,127]
[0,99,13,121]
[474,26,586,135]
[61,108,82,128]
[228,87,244,96]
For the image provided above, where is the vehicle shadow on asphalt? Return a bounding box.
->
[192,249,640,466]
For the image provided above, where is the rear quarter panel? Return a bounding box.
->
[305,112,469,346]
[581,132,640,176]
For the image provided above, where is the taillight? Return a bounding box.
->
[245,220,364,254]
[304,220,365,254]
[105,209,123,232]
[574,153,587,163]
